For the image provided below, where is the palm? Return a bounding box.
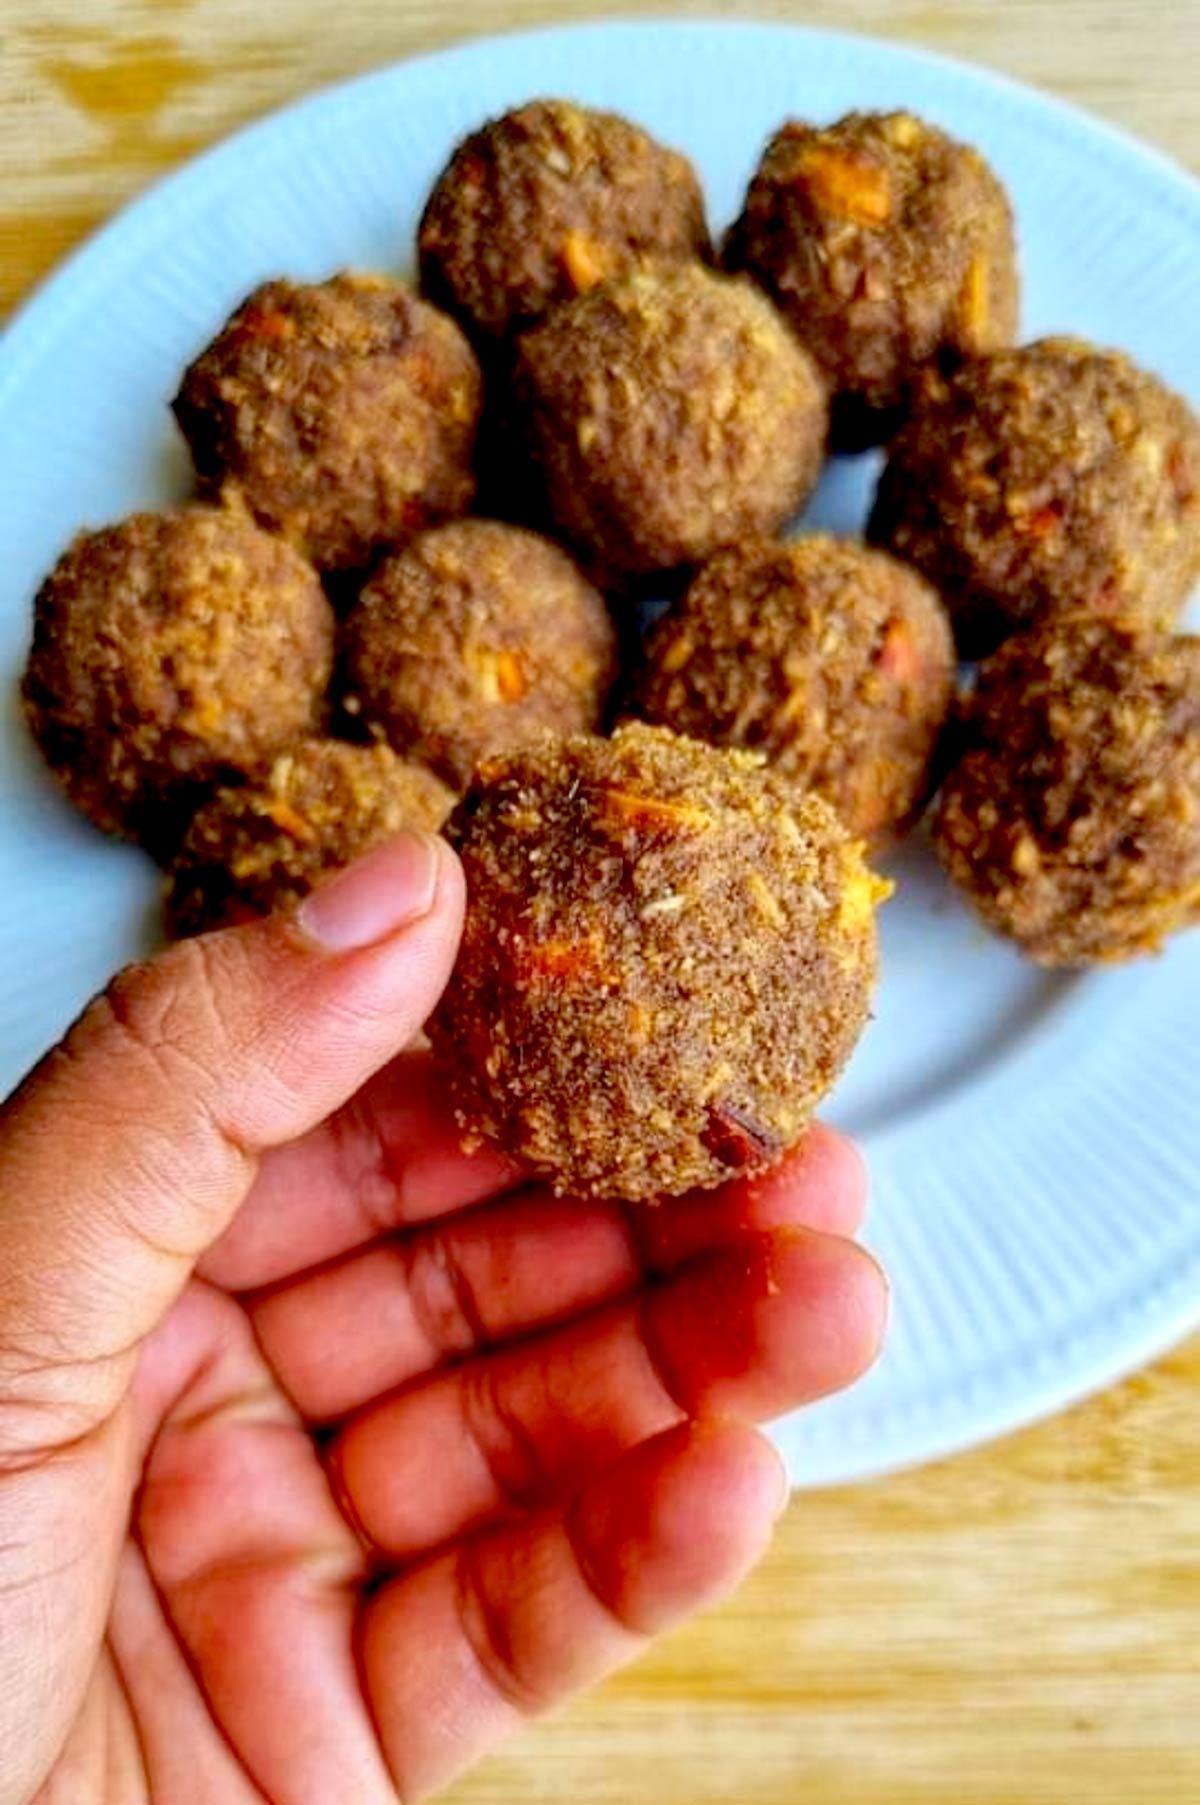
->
[47,1051,878,1803]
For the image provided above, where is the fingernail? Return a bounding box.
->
[297,832,443,953]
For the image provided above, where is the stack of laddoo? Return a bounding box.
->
[21,95,1200,1200]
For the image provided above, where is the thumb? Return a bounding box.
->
[0,829,463,1425]
[0,830,462,1802]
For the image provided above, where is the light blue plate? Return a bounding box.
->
[1,21,1197,1484]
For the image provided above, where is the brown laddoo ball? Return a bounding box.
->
[340,519,618,788]
[869,338,1200,658]
[512,264,828,582]
[632,536,955,841]
[418,98,710,344]
[724,111,1018,445]
[173,273,482,574]
[22,506,334,843]
[934,617,1200,966]
[428,723,890,1201]
[165,737,455,936]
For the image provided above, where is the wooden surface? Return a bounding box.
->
[2,3,1198,1800]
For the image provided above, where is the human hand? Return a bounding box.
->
[0,831,886,1804]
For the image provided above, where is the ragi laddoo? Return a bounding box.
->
[22,506,334,844]
[173,272,482,574]
[512,263,828,582]
[340,519,618,788]
[418,98,710,344]
[725,110,1017,445]
[632,535,955,841]
[869,337,1200,657]
[165,737,454,936]
[428,722,890,1201]
[934,617,1200,966]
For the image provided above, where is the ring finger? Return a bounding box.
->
[325,1225,886,1561]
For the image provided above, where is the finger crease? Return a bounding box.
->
[0,1393,127,1478]
[452,1536,544,1718]
[99,978,258,1183]
[157,1541,362,1605]
[329,1098,401,1241]
[404,1233,489,1365]
[460,1361,552,1513]
[563,1496,653,1644]
[168,1375,294,1437]
[634,1290,695,1422]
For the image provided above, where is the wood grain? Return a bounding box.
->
[1,0,1198,316]
[473,1339,1200,1805]
[1,3,1197,1800]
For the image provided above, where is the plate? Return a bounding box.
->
[1,20,1198,1486]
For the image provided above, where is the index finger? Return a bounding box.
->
[199,1050,522,1291]
[202,1044,866,1295]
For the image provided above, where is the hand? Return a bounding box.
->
[0,831,886,1804]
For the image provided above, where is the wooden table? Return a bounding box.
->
[2,4,1197,1799]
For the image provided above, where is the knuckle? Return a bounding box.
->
[30,942,257,1252]
[453,1537,546,1718]
[53,936,270,1165]
[326,1096,400,1239]
[404,1232,488,1363]
[459,1358,551,1512]
[102,936,245,1090]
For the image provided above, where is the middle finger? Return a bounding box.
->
[249,1126,867,1423]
